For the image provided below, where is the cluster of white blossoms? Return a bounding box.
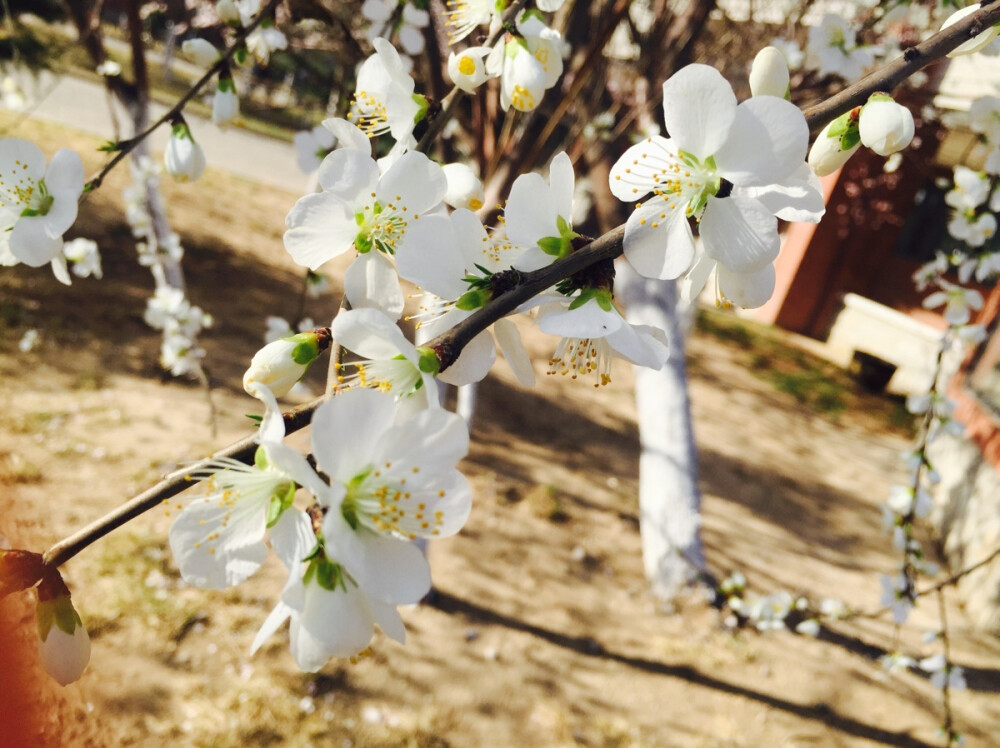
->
[610,62,825,309]
[804,14,873,82]
[168,381,471,670]
[443,2,567,112]
[121,157,214,379]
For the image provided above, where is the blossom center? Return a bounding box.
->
[347,90,390,137]
[342,463,448,539]
[333,355,422,396]
[547,337,613,387]
[355,195,412,254]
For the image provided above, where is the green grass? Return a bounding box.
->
[695,308,914,435]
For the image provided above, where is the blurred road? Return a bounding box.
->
[26,74,307,194]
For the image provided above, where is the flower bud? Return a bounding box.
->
[181,38,220,68]
[217,0,241,25]
[36,578,90,687]
[942,6,1000,57]
[749,46,790,99]
[808,111,861,177]
[243,329,331,398]
[164,122,206,182]
[859,95,914,157]
[212,78,239,127]
[447,46,492,94]
[442,163,485,211]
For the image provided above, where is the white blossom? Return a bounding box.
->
[0,139,84,268]
[36,593,91,686]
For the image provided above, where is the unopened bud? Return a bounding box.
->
[243,329,331,398]
[447,47,492,94]
[164,123,206,182]
[212,78,240,127]
[749,47,790,99]
[859,95,915,157]
[217,0,241,25]
[808,111,861,177]
[36,576,90,686]
[181,38,220,68]
[442,163,485,211]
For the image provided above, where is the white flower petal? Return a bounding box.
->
[376,151,446,214]
[715,97,808,186]
[608,136,677,202]
[344,251,404,320]
[493,317,536,387]
[283,192,359,270]
[504,172,558,247]
[438,329,496,385]
[169,497,269,588]
[717,262,776,308]
[317,148,379,198]
[622,199,696,279]
[311,386,397,484]
[701,196,779,274]
[395,214,466,299]
[660,64,737,159]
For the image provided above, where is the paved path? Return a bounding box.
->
[27,75,308,194]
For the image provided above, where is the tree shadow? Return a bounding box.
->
[429,588,942,748]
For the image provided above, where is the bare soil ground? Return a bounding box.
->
[2,116,1000,748]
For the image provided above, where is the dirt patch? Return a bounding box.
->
[2,115,999,747]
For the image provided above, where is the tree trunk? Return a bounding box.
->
[618,263,707,601]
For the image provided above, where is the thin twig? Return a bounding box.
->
[936,589,956,746]
[414,0,529,153]
[83,0,283,192]
[802,0,1000,134]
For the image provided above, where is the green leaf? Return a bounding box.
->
[417,346,440,374]
[568,288,596,310]
[412,93,429,124]
[538,236,566,256]
[456,288,490,310]
[98,140,121,153]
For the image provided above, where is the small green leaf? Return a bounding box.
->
[538,236,566,256]
[412,93,429,124]
[98,140,121,153]
[417,346,440,374]
[568,288,596,310]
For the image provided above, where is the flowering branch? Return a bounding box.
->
[803,0,1000,134]
[415,0,530,153]
[82,0,283,193]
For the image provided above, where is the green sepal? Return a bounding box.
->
[234,46,248,65]
[287,332,322,365]
[866,92,894,105]
[36,596,82,641]
[412,93,429,124]
[568,288,597,310]
[171,122,193,140]
[355,231,372,253]
[265,481,296,528]
[254,445,269,469]
[417,346,440,374]
[245,414,263,425]
[840,127,860,151]
[825,109,855,139]
[521,8,545,23]
[98,140,121,153]
[456,288,491,310]
[494,0,507,11]
[593,289,614,312]
[218,77,237,94]
[538,235,567,256]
